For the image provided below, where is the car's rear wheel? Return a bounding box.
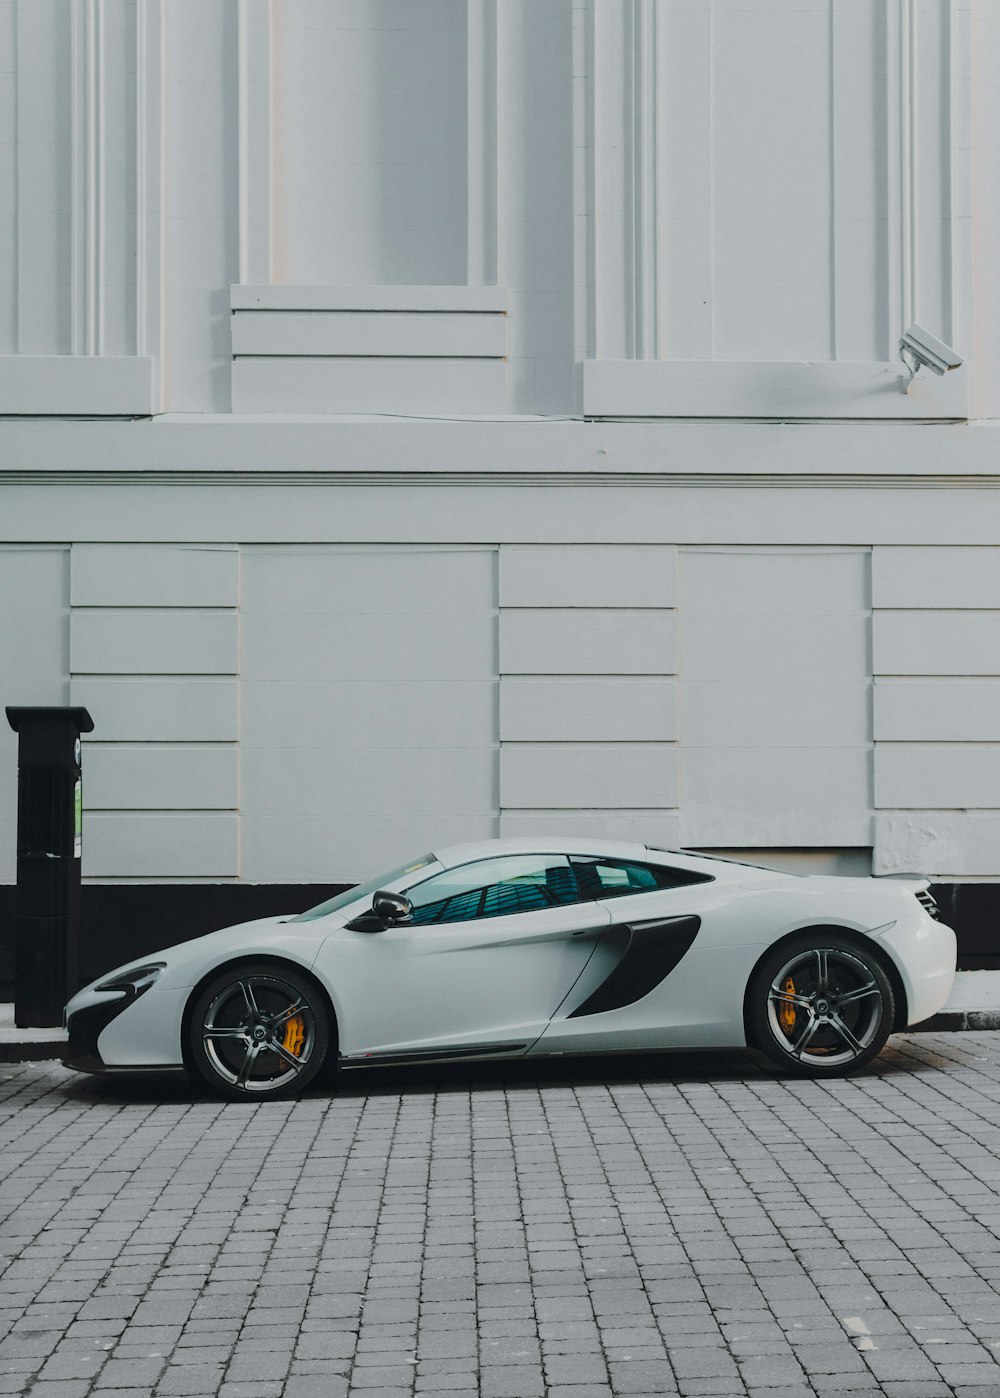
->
[188,963,330,1100]
[749,935,895,1076]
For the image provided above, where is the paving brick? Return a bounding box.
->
[11,1038,1000,1397]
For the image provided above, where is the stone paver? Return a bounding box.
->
[3,1036,1000,1395]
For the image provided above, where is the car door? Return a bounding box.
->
[324,853,612,1060]
[532,855,725,1054]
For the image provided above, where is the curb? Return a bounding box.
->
[912,1010,1000,1034]
[0,1041,67,1064]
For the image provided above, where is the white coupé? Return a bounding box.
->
[64,839,956,1099]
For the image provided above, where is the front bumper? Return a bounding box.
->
[64,981,187,1075]
[65,992,134,1073]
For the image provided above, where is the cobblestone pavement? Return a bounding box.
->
[4,1037,1000,1398]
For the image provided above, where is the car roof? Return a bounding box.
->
[432,837,675,869]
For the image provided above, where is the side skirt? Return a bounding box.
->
[340,1042,528,1069]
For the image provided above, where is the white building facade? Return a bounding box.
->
[3,0,1000,975]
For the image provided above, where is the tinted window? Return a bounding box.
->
[406,854,579,925]
[571,857,713,901]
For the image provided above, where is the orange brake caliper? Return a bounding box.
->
[282,1015,306,1057]
[778,978,797,1037]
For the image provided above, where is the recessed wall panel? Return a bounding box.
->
[680,550,872,846]
[273,0,468,286]
[239,548,498,882]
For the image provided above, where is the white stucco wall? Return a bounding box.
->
[1,1,999,887]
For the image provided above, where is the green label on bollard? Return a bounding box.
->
[74,778,82,858]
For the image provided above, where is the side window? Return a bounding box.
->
[571,857,713,901]
[406,855,580,926]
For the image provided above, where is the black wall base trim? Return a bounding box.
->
[929,884,1000,969]
[0,883,349,999]
[0,880,997,1000]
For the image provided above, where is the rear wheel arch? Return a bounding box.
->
[743,924,908,1048]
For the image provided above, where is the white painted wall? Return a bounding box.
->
[238,547,498,880]
[1,481,1000,884]
[68,546,240,880]
[2,1,1000,889]
[678,550,872,848]
[0,0,990,417]
[873,546,1000,875]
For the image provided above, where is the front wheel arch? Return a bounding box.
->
[180,955,339,1086]
[743,924,908,1051]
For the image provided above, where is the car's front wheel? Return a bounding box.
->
[749,935,895,1076]
[188,963,331,1100]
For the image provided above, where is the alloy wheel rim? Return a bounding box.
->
[202,976,316,1091]
[766,947,884,1067]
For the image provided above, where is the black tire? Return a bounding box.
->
[188,962,331,1101]
[748,934,895,1077]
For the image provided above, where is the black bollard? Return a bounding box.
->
[5,707,94,1027]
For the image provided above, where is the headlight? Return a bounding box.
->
[95,963,166,996]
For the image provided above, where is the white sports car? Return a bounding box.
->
[64,839,957,1100]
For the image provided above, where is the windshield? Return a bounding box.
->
[291,854,436,922]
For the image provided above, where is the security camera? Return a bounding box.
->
[899,322,963,390]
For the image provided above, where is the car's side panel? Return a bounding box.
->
[317,902,612,1057]
[532,939,769,1053]
[533,881,754,1052]
[532,878,923,1055]
[567,915,702,1018]
[876,911,957,1024]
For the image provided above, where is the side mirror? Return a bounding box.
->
[372,890,413,925]
[345,889,414,933]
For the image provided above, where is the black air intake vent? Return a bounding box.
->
[916,889,940,920]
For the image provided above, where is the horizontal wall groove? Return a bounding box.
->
[81,740,240,748]
[88,808,238,815]
[231,354,508,362]
[232,309,507,318]
[70,672,239,680]
[499,672,675,679]
[70,605,238,612]
[7,472,1000,489]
